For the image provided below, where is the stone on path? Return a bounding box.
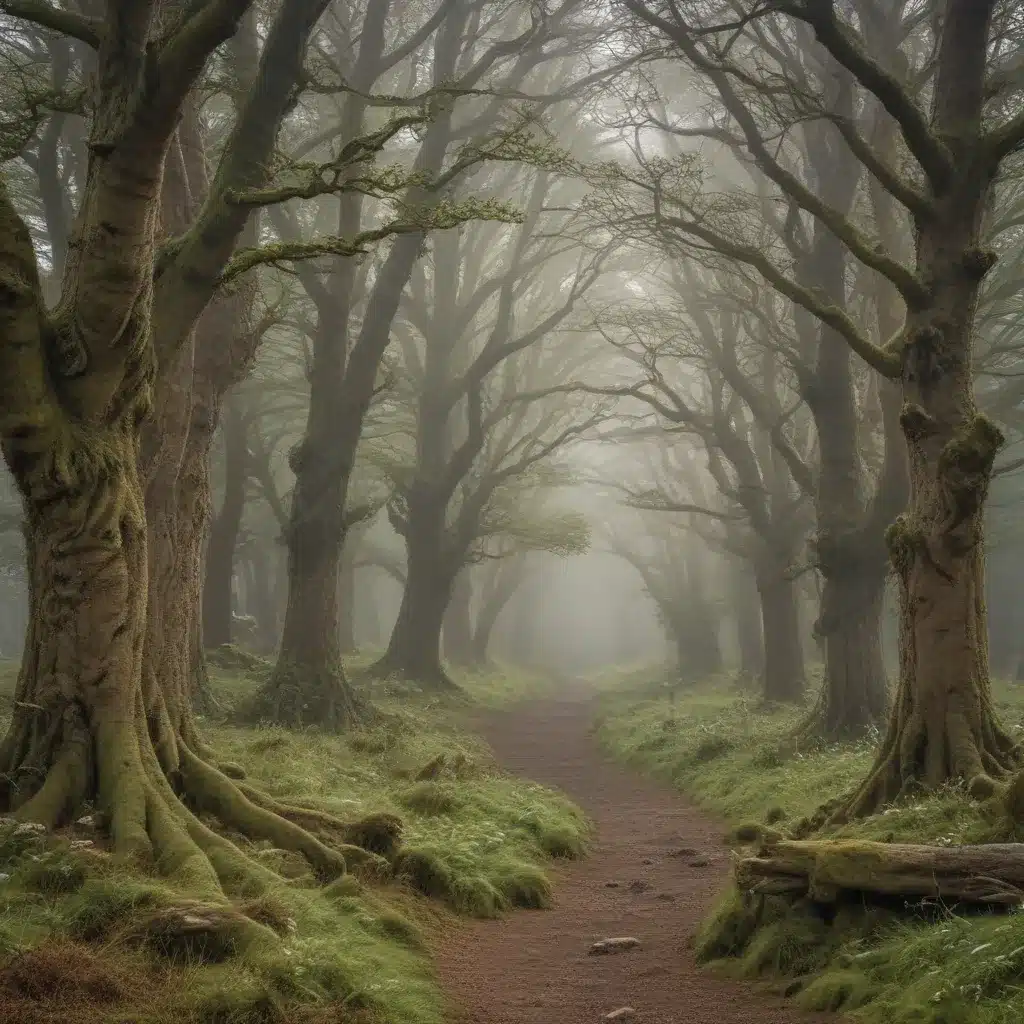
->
[589,937,640,955]
[603,1009,636,1021]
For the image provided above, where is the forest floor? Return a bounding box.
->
[594,670,1024,1024]
[0,656,587,1024]
[437,682,829,1024]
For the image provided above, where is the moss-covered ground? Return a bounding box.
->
[594,669,1024,1024]
[0,655,587,1024]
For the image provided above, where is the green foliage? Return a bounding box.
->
[0,661,589,1024]
[596,672,1024,1024]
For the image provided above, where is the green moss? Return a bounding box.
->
[597,671,1024,1024]
[0,659,588,1024]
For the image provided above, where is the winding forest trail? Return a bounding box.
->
[436,684,833,1024]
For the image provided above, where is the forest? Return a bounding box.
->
[1,1,1024,1022]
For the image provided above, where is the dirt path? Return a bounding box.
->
[436,686,832,1024]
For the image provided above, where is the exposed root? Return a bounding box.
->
[830,699,1020,823]
[129,899,280,962]
[177,744,347,881]
[236,784,403,858]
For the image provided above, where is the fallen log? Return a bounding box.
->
[734,839,1024,906]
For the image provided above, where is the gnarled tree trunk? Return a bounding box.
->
[841,3,1019,809]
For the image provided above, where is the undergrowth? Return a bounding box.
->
[0,657,588,1024]
[595,669,1024,1024]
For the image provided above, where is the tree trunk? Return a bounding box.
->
[731,558,764,683]
[247,541,278,653]
[337,539,357,655]
[829,0,1019,818]
[735,838,1024,907]
[811,555,889,738]
[202,398,247,649]
[442,569,474,668]
[756,556,806,704]
[375,493,459,689]
[472,558,526,666]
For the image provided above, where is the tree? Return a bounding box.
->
[259,0,596,721]
[582,295,814,702]
[371,160,612,686]
[606,511,724,681]
[618,0,1024,812]
[0,0,441,910]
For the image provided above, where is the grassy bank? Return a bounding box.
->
[595,672,1024,1023]
[0,657,587,1024]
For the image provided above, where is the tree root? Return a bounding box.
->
[235,784,403,857]
[829,699,1020,823]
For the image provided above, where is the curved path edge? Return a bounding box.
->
[435,685,834,1024]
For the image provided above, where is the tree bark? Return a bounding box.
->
[839,1,1019,815]
[202,398,247,649]
[337,538,358,655]
[442,568,474,668]
[0,0,381,912]
[376,490,460,689]
[755,553,806,704]
[735,837,1024,907]
[472,557,526,666]
[730,557,764,683]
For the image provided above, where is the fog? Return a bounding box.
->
[0,0,1023,720]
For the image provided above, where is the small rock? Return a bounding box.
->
[656,892,676,902]
[688,857,710,868]
[589,937,641,955]
[627,879,651,893]
[605,881,621,888]
[670,847,698,857]
[75,815,96,829]
[642,858,653,865]
[604,1010,636,1021]
[69,839,94,851]
[0,873,10,883]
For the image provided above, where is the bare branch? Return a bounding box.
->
[0,0,101,47]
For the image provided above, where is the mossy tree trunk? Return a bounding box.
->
[837,0,1021,815]
[0,0,375,909]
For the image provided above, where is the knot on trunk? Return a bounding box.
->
[899,402,938,442]
[884,514,924,578]
[936,414,1004,548]
[961,247,998,280]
